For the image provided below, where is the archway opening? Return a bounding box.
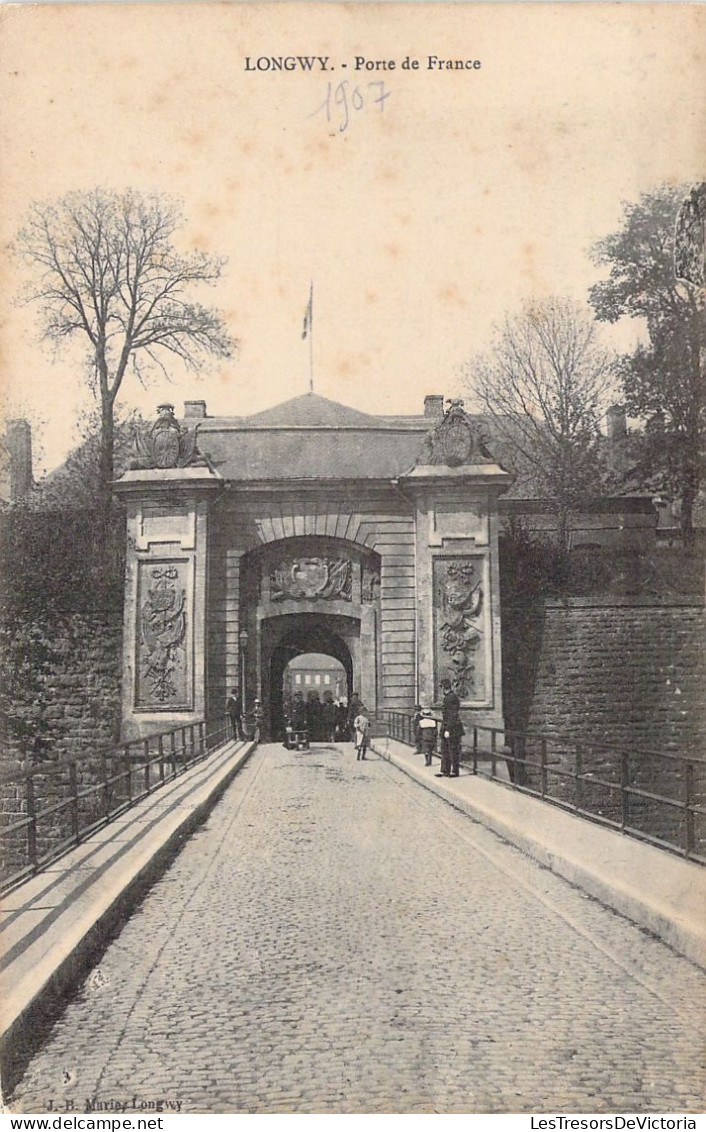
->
[265,615,356,740]
[283,653,347,742]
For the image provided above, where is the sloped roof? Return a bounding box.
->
[236,392,391,429]
[197,392,432,481]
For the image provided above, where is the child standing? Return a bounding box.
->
[418,709,439,767]
[353,708,371,761]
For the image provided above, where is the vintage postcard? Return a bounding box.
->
[0,1,704,1118]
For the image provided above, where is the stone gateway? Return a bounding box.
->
[114,393,512,741]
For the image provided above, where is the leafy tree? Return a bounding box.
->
[589,184,705,546]
[464,297,614,548]
[37,407,145,512]
[14,188,236,516]
[0,412,145,616]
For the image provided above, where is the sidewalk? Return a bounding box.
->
[0,737,256,1094]
[373,736,706,970]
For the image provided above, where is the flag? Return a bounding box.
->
[302,284,313,340]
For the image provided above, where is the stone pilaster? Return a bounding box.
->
[113,467,223,740]
[401,465,511,732]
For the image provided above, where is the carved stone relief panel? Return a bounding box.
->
[433,557,487,701]
[135,560,191,710]
[361,562,380,603]
[270,557,352,602]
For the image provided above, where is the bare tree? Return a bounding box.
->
[14,188,236,513]
[463,297,614,548]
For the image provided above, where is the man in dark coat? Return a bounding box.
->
[321,692,336,743]
[291,692,307,731]
[347,691,363,740]
[438,679,463,777]
[226,687,243,740]
[306,691,321,741]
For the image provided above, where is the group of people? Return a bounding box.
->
[228,678,465,776]
[225,688,263,741]
[286,690,352,744]
[412,680,464,777]
[287,689,372,761]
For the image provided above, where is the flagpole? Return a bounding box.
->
[308,281,314,393]
[302,281,314,393]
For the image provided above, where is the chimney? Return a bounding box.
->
[606,404,627,440]
[5,419,33,500]
[184,400,207,419]
[424,394,444,420]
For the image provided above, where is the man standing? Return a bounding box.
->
[347,690,363,741]
[438,679,463,777]
[226,687,243,740]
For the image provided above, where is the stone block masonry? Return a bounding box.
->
[524,598,705,752]
[0,611,122,772]
[502,596,706,851]
[1,610,123,871]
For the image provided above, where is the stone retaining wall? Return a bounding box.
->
[0,611,123,882]
[502,597,706,852]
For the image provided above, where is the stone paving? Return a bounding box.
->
[8,742,706,1114]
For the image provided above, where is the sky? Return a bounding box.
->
[0,2,703,474]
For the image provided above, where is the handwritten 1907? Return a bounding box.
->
[311,80,390,133]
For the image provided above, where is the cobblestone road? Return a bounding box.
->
[9,742,706,1114]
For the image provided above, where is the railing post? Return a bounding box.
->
[101,753,111,820]
[575,744,583,813]
[26,773,38,874]
[143,738,150,794]
[170,731,177,777]
[158,735,165,785]
[69,761,80,845]
[509,735,518,788]
[685,758,695,858]
[472,728,478,775]
[620,749,629,830]
[540,739,548,797]
[491,730,497,778]
[125,745,133,803]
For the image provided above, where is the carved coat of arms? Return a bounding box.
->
[271,557,352,601]
[421,399,495,468]
[132,404,201,470]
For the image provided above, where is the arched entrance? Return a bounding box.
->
[236,536,381,739]
[263,613,356,739]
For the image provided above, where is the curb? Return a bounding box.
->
[373,739,706,971]
[1,740,257,1097]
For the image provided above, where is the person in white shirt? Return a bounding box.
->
[353,709,371,761]
[418,708,439,767]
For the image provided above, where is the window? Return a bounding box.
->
[315,674,321,685]
[295,673,301,685]
[305,674,311,685]
[324,674,331,685]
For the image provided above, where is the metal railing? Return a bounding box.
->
[374,710,706,864]
[0,718,234,894]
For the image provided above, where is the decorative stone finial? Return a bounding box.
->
[131,404,203,470]
[419,398,491,467]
